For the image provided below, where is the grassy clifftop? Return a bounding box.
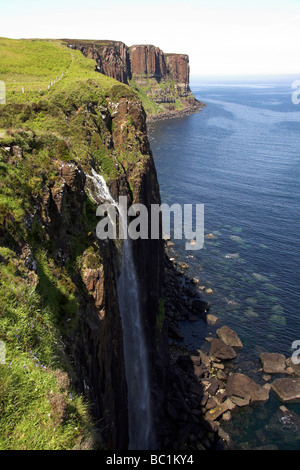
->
[1,38,123,102]
[0,38,148,449]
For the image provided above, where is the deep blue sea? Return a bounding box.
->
[148,78,300,449]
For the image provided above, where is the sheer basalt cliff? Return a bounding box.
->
[0,38,211,451]
[64,39,204,118]
[65,39,132,84]
[0,38,169,449]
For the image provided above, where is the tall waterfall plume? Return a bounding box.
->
[86,169,155,450]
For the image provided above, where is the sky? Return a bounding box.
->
[1,0,300,77]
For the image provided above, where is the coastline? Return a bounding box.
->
[162,236,300,450]
[148,97,300,448]
[146,100,206,125]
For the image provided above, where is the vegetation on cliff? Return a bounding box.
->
[62,39,202,119]
[0,38,156,449]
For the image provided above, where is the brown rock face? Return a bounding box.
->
[216,325,243,349]
[64,40,131,83]
[165,53,190,91]
[74,98,166,449]
[130,44,167,79]
[226,373,270,403]
[129,46,190,91]
[63,39,196,105]
[210,338,237,361]
[260,352,287,374]
[35,91,167,449]
[271,378,300,402]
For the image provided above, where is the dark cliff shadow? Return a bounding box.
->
[161,251,227,450]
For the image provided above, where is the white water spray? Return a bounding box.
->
[86,169,154,450]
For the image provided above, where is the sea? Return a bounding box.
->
[148,76,300,450]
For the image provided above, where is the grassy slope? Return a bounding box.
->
[129,77,185,116]
[0,38,139,450]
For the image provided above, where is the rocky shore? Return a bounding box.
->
[162,241,300,450]
[146,100,206,124]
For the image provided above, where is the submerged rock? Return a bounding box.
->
[225,253,239,259]
[206,314,219,325]
[178,261,189,270]
[264,406,300,446]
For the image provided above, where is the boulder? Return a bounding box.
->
[192,298,210,314]
[176,355,207,379]
[204,401,230,421]
[205,396,218,410]
[210,338,237,361]
[217,370,227,381]
[271,378,300,402]
[216,325,243,348]
[260,352,286,374]
[206,377,220,396]
[230,395,250,407]
[278,406,300,431]
[197,351,211,369]
[218,427,231,445]
[225,373,270,403]
[286,358,300,377]
[206,314,219,325]
[193,364,208,379]
[178,261,189,270]
[259,405,300,447]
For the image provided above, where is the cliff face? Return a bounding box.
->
[64,39,203,117]
[42,98,167,449]
[130,44,168,80]
[130,46,190,92]
[0,39,168,450]
[165,53,190,92]
[66,39,131,84]
[0,38,210,451]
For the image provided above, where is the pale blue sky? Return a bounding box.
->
[1,0,300,76]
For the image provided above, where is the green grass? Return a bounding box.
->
[0,247,96,449]
[0,37,157,449]
[129,78,162,115]
[0,37,138,450]
[129,76,190,115]
[0,38,72,101]
[0,38,127,104]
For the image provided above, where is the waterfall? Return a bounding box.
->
[86,169,155,450]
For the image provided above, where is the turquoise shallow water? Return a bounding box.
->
[149,79,300,449]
